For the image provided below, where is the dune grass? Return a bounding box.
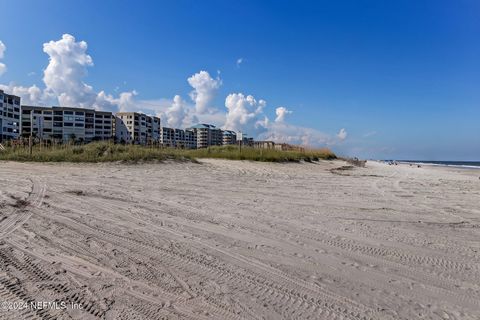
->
[187,145,336,162]
[0,142,336,163]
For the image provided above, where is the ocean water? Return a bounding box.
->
[397,160,480,169]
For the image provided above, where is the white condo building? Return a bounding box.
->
[115,112,160,144]
[21,106,113,142]
[0,90,21,141]
[160,127,197,149]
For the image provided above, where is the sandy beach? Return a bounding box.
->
[0,159,479,319]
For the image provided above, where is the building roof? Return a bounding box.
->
[0,90,21,99]
[189,123,217,129]
[52,106,95,112]
[21,105,52,110]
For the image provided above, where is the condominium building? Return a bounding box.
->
[187,123,223,148]
[115,112,160,144]
[92,111,114,141]
[0,90,21,141]
[174,128,185,147]
[21,106,113,142]
[160,127,197,149]
[174,128,197,149]
[184,129,197,149]
[222,130,237,145]
[160,127,175,147]
[114,116,131,143]
[147,116,161,144]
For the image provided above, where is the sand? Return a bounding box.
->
[0,159,479,319]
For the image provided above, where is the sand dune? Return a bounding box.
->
[0,159,479,319]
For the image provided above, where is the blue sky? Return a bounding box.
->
[0,0,479,160]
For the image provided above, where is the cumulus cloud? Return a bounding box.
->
[0,41,6,76]
[165,95,188,128]
[260,122,332,146]
[236,58,243,68]
[337,128,348,141]
[42,34,103,109]
[0,83,43,105]
[0,41,5,59]
[224,93,268,136]
[96,90,175,115]
[187,70,222,114]
[221,93,340,146]
[275,107,292,123]
[95,90,139,113]
[0,34,142,112]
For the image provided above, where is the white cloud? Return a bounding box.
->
[0,64,6,77]
[363,131,377,138]
[224,93,268,136]
[222,93,339,147]
[94,90,135,113]
[0,41,6,76]
[42,34,98,108]
[187,70,222,114]
[134,98,172,116]
[260,122,332,146]
[236,58,243,68]
[165,95,188,128]
[0,34,140,112]
[337,128,348,141]
[0,83,43,105]
[95,90,174,115]
[275,107,292,122]
[0,41,5,59]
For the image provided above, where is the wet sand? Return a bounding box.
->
[0,159,479,319]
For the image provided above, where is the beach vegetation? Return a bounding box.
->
[0,142,336,163]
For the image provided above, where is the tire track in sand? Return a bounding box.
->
[0,177,46,239]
